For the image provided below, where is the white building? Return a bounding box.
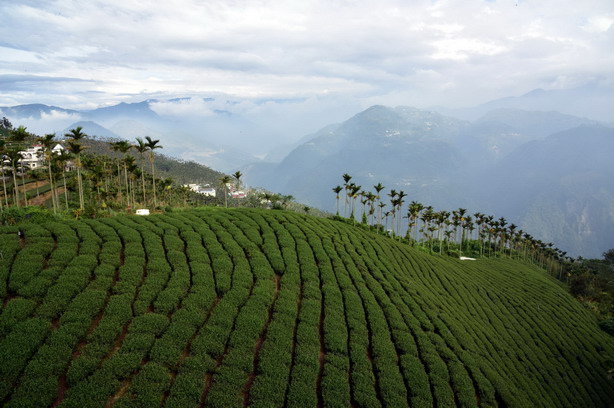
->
[199,187,216,197]
[184,184,217,197]
[18,145,44,169]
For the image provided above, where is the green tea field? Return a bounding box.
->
[1,208,612,407]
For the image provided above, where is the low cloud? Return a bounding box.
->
[149,98,218,118]
[0,0,612,132]
[41,109,81,121]
[1,109,82,136]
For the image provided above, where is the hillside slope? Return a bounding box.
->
[0,209,612,407]
[244,105,614,258]
[79,136,226,185]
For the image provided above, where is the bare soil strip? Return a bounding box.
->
[242,274,282,407]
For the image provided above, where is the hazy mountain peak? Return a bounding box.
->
[476,108,599,138]
[61,121,120,139]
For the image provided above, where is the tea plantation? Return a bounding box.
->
[1,208,612,407]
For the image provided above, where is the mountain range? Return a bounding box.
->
[0,99,261,172]
[2,86,613,257]
[244,106,614,258]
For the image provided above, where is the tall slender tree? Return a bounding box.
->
[134,137,149,204]
[5,149,22,207]
[0,140,9,208]
[111,140,133,207]
[342,173,352,217]
[65,127,87,210]
[66,141,85,210]
[232,170,242,187]
[145,136,162,207]
[10,126,31,206]
[332,186,342,216]
[39,133,58,213]
[55,150,71,211]
[349,184,361,223]
[373,183,385,226]
[220,175,233,208]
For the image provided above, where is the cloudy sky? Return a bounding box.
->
[1,0,613,112]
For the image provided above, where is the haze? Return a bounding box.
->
[2,1,614,151]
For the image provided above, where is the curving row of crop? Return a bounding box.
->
[2,208,614,407]
[0,227,22,301]
[1,221,103,407]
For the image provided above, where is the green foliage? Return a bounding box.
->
[0,206,59,226]
[0,208,613,407]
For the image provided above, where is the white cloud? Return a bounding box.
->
[40,110,82,122]
[583,15,614,33]
[431,38,507,60]
[0,0,612,111]
[2,109,82,136]
[149,98,217,118]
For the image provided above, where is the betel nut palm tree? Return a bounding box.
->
[39,133,58,213]
[66,140,86,210]
[10,125,31,206]
[5,149,23,207]
[134,137,149,204]
[0,139,10,208]
[144,136,162,207]
[332,186,342,216]
[220,175,233,208]
[65,126,87,210]
[111,140,133,207]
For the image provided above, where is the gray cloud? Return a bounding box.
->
[0,0,612,113]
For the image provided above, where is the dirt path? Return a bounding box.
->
[22,180,49,193]
[29,188,65,207]
[0,180,50,204]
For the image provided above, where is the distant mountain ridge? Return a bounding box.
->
[2,91,613,256]
[245,105,614,258]
[433,84,614,123]
[0,98,260,172]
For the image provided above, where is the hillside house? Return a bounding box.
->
[11,143,66,171]
[18,145,44,169]
[184,183,217,197]
[199,187,216,197]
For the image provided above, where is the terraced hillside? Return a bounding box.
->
[0,208,613,407]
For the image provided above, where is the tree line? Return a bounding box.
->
[0,119,197,216]
[333,173,569,277]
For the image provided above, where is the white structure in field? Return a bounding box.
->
[136,209,150,216]
[200,187,216,197]
[15,143,66,170]
[18,145,43,169]
[185,184,217,197]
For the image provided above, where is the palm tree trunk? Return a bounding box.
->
[62,168,69,211]
[131,178,136,207]
[48,158,57,214]
[141,170,146,205]
[76,156,84,210]
[123,160,130,208]
[12,167,19,208]
[20,170,28,206]
[150,155,157,207]
[1,167,9,207]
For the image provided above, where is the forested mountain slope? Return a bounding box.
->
[0,209,612,407]
[244,105,614,258]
